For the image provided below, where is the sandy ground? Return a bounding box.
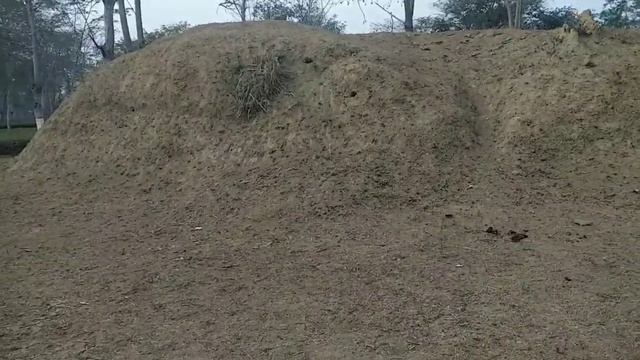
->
[2,151,638,359]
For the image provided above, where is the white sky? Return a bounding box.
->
[129,0,605,35]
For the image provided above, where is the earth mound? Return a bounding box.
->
[12,22,640,211]
[3,22,640,359]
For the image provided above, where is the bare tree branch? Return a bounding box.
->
[373,2,404,25]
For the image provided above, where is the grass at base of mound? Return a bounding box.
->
[0,127,36,156]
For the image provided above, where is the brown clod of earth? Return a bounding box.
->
[574,219,594,226]
[508,230,529,242]
[486,226,500,235]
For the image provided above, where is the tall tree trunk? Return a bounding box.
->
[1,90,7,130]
[6,89,11,130]
[103,0,117,60]
[134,0,144,48]
[41,85,48,120]
[515,0,523,29]
[403,0,414,32]
[117,0,133,51]
[505,0,513,28]
[24,0,44,130]
[43,84,55,119]
[1,61,7,129]
[240,0,247,21]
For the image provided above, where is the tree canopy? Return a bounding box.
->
[599,0,640,27]
[1,0,98,126]
[253,0,347,33]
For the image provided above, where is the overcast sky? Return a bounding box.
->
[132,0,605,34]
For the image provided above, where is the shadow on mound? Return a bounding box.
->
[0,140,30,156]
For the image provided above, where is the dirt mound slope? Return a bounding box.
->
[12,22,640,208]
[2,23,640,359]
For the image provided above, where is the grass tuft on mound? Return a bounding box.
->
[230,49,289,119]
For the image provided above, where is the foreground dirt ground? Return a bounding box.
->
[2,164,638,359]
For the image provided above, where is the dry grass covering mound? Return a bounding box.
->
[12,22,640,210]
[3,22,640,360]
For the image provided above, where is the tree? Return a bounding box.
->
[432,0,576,30]
[403,0,414,31]
[102,0,116,60]
[435,0,543,30]
[72,0,144,55]
[1,88,8,129]
[2,0,96,128]
[344,0,417,32]
[23,0,45,129]
[505,0,513,27]
[371,17,404,32]
[117,0,132,51]
[515,0,523,28]
[599,0,640,28]
[219,0,252,21]
[134,0,144,48]
[372,15,459,33]
[415,15,460,32]
[525,6,577,29]
[0,59,19,129]
[66,0,107,59]
[253,0,291,19]
[253,0,347,33]
[1,0,29,128]
[290,0,346,32]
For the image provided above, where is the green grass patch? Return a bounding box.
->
[0,128,37,142]
[0,127,36,155]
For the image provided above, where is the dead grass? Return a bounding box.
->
[0,156,14,172]
[229,50,288,119]
[3,22,640,360]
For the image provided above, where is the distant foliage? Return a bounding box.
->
[145,22,191,43]
[427,0,589,30]
[430,0,639,31]
[599,0,640,28]
[415,16,461,32]
[253,0,346,33]
[1,0,97,123]
[435,0,543,29]
[525,6,578,30]
[219,0,251,21]
[253,0,292,20]
[372,16,459,33]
